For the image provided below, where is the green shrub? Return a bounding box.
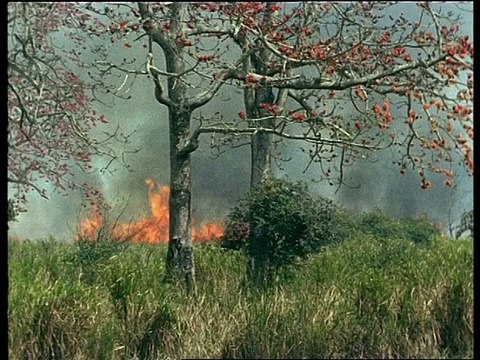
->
[353,210,440,244]
[222,178,346,286]
[8,198,17,224]
[400,215,441,244]
[67,238,129,285]
[355,209,404,241]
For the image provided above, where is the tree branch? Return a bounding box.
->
[137,2,171,54]
[246,54,448,90]
[146,53,174,107]
[180,125,384,156]
[8,176,49,199]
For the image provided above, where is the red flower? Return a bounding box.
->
[269,4,280,11]
[354,86,367,101]
[119,20,129,31]
[355,120,361,129]
[382,101,389,112]
[238,111,246,119]
[246,74,257,83]
[198,55,213,62]
[99,115,108,124]
[292,112,306,121]
[421,179,432,189]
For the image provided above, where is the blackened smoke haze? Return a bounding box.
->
[8,2,473,240]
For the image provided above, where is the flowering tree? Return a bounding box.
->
[199,2,473,191]
[175,1,473,282]
[7,3,135,218]
[77,2,270,292]
[9,2,473,291]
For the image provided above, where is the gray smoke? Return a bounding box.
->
[8,2,473,240]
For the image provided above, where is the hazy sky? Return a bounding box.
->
[8,2,473,240]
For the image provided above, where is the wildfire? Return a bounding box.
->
[75,178,224,243]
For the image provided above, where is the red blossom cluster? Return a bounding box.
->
[372,99,393,128]
[259,102,279,115]
[197,54,213,62]
[289,112,306,121]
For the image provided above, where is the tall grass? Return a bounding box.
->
[8,235,473,359]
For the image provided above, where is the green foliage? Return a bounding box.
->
[353,209,404,240]
[222,178,346,285]
[400,215,441,244]
[221,236,473,359]
[8,237,473,359]
[353,209,441,244]
[72,238,128,266]
[8,198,17,223]
[67,238,129,285]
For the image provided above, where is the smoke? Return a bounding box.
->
[8,73,252,240]
[8,2,473,240]
[334,151,473,223]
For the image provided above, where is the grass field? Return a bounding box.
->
[8,235,473,359]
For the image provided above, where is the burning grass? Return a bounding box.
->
[8,235,473,359]
[75,178,224,243]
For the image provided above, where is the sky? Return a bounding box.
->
[8,2,473,240]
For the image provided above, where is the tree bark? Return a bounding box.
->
[250,127,272,188]
[163,106,196,294]
[160,3,196,293]
[245,6,278,284]
[247,87,275,284]
[248,5,277,189]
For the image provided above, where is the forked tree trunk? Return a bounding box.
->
[138,2,196,293]
[161,4,196,292]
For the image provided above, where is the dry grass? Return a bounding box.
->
[8,235,473,359]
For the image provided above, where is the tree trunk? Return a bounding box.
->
[244,6,279,285]
[250,130,272,188]
[247,92,274,284]
[161,4,196,292]
[163,108,196,294]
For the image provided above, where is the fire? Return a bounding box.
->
[75,178,224,243]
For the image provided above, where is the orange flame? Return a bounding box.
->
[75,178,224,243]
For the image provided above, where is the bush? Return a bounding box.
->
[222,178,346,286]
[8,198,17,224]
[355,210,404,241]
[353,210,441,244]
[400,215,441,244]
[68,237,129,285]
